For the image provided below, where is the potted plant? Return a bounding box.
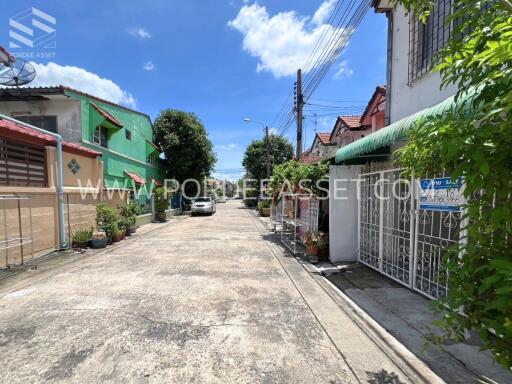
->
[117,219,127,239]
[317,232,329,260]
[112,226,123,242]
[90,230,108,248]
[258,199,271,217]
[303,231,320,263]
[119,218,133,236]
[72,228,93,249]
[153,187,170,222]
[96,203,118,243]
[119,201,141,231]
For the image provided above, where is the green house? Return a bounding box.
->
[0,86,165,197]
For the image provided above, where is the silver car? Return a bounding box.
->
[191,197,216,216]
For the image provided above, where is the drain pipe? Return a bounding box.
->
[0,113,67,249]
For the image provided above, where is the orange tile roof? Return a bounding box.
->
[339,115,363,129]
[300,154,320,164]
[124,170,146,184]
[91,102,123,128]
[316,132,332,145]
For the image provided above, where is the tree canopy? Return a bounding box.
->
[393,0,512,368]
[242,134,294,182]
[153,110,216,183]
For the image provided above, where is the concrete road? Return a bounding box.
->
[0,201,430,383]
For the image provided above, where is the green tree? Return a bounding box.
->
[391,0,512,367]
[242,134,294,182]
[154,110,217,183]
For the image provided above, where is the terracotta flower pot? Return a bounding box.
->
[306,245,319,256]
[121,230,126,240]
[112,232,123,243]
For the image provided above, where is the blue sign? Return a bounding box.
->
[419,177,464,212]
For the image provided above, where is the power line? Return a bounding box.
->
[272,0,371,139]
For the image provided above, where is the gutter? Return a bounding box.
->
[0,113,67,249]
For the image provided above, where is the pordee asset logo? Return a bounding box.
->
[9,7,56,59]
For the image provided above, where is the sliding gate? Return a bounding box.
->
[358,169,462,299]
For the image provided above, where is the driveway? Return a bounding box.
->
[0,201,428,383]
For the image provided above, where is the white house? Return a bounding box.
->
[329,0,462,300]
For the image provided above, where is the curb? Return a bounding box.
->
[247,211,444,383]
[313,274,444,384]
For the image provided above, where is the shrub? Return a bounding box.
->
[72,228,93,243]
[153,187,171,214]
[96,203,118,237]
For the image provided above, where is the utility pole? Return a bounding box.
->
[264,125,270,180]
[296,69,303,161]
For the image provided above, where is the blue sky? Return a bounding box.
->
[1,0,387,180]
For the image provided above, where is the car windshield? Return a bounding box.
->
[195,198,211,203]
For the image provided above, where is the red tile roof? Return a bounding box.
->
[124,170,146,185]
[339,115,363,129]
[91,102,123,128]
[0,118,101,158]
[300,154,320,164]
[316,132,332,145]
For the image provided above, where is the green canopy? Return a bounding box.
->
[335,90,476,164]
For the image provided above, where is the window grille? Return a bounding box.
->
[408,0,453,84]
[0,137,46,187]
[15,115,58,134]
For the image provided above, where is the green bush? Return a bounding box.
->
[72,228,93,243]
[96,203,118,237]
[153,187,171,214]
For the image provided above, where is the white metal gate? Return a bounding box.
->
[358,169,414,287]
[358,169,462,299]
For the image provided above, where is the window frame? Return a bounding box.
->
[93,126,108,148]
[15,115,58,134]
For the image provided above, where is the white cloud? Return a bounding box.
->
[129,27,152,39]
[28,62,136,108]
[228,2,349,78]
[333,60,354,80]
[312,0,337,25]
[143,61,155,71]
[218,143,240,150]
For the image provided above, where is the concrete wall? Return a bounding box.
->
[45,147,103,190]
[387,6,457,123]
[0,98,82,142]
[329,164,363,263]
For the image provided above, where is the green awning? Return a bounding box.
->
[335,90,476,164]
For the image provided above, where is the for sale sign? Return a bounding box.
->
[419,177,464,212]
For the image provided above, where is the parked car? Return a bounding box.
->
[191,197,216,216]
[218,196,227,203]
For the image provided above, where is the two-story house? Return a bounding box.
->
[329,0,464,300]
[0,86,165,198]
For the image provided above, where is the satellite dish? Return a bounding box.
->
[0,58,36,87]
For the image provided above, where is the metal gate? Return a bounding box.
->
[358,169,414,287]
[358,169,463,299]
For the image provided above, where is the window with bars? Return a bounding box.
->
[408,0,453,84]
[15,115,58,133]
[0,137,47,187]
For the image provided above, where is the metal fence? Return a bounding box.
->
[358,169,463,299]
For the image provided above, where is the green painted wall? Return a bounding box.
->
[64,90,165,195]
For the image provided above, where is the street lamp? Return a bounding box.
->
[244,117,271,180]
